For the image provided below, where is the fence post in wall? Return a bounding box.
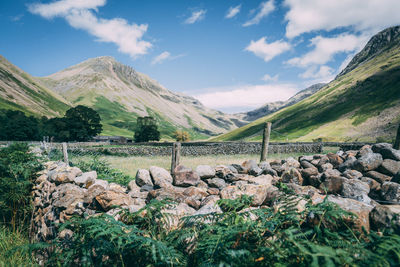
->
[260,122,272,162]
[394,124,400,150]
[62,142,69,166]
[171,142,181,176]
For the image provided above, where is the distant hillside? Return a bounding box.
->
[37,56,247,139]
[213,26,400,142]
[0,55,70,116]
[237,83,325,121]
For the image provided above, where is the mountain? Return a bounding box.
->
[237,83,326,121]
[37,56,246,138]
[213,26,400,142]
[0,55,70,116]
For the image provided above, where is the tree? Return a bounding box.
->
[134,116,160,142]
[174,130,191,142]
[0,110,40,141]
[64,105,102,141]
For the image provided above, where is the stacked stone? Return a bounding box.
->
[32,143,400,243]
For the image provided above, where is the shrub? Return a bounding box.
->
[0,143,42,231]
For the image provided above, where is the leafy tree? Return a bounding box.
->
[0,110,40,141]
[174,130,191,142]
[41,117,70,142]
[134,116,160,142]
[64,105,102,141]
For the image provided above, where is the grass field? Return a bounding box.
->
[71,147,338,178]
[0,226,35,266]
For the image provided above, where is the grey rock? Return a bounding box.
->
[365,171,392,184]
[74,171,97,188]
[353,153,383,172]
[149,166,173,188]
[173,165,200,187]
[135,169,153,187]
[281,168,303,185]
[206,178,226,189]
[341,179,371,204]
[338,156,357,172]
[381,182,400,203]
[196,165,216,179]
[372,143,400,161]
[370,204,400,231]
[378,159,400,176]
[342,169,363,179]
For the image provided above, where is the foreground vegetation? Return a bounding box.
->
[2,144,400,266]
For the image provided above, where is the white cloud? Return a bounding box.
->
[184,9,206,24]
[193,83,298,111]
[284,0,400,38]
[262,74,279,82]
[243,0,275,27]
[152,51,171,65]
[29,0,152,58]
[300,65,335,82]
[225,5,241,19]
[287,33,368,67]
[245,37,291,62]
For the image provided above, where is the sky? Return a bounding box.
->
[1,0,400,113]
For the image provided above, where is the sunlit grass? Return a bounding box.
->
[0,226,35,266]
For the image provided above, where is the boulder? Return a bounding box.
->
[207,188,220,195]
[301,167,319,179]
[85,180,109,203]
[327,153,344,168]
[365,171,392,184]
[263,186,281,206]
[220,184,269,206]
[341,179,371,204]
[196,165,216,179]
[247,174,274,186]
[109,183,127,193]
[183,186,208,201]
[342,169,363,180]
[194,203,222,216]
[338,156,357,172]
[300,160,316,169]
[215,165,237,181]
[200,195,220,207]
[149,166,173,188]
[49,167,82,184]
[135,169,153,187]
[307,174,323,188]
[360,177,381,199]
[74,171,97,188]
[378,159,400,176]
[372,143,400,161]
[206,178,226,189]
[357,145,373,158]
[370,204,400,231]
[392,171,400,183]
[128,180,141,194]
[147,186,186,202]
[381,182,400,203]
[353,153,383,172]
[286,184,325,205]
[320,176,346,194]
[326,195,374,231]
[281,157,300,170]
[95,191,135,211]
[173,165,200,187]
[241,160,263,176]
[299,155,314,162]
[319,163,333,173]
[281,168,303,185]
[52,183,87,215]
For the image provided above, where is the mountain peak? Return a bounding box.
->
[338,25,400,77]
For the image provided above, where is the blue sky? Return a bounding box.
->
[1,0,400,113]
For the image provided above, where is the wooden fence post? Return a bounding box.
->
[171,142,181,175]
[260,122,272,162]
[394,124,400,150]
[62,142,69,165]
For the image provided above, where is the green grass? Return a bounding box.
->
[70,148,337,178]
[213,45,400,142]
[0,226,35,266]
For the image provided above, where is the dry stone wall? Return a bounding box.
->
[32,142,400,244]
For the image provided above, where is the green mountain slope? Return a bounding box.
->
[213,26,400,142]
[38,56,247,139]
[0,55,70,116]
